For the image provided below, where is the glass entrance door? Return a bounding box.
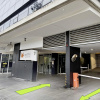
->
[1,54,13,73]
[38,55,44,73]
[38,54,52,74]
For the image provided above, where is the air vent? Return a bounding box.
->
[70,24,100,45]
[43,33,66,48]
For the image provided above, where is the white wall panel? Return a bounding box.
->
[20,37,43,50]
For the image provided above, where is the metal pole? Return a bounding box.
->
[88,64,89,71]
[7,54,10,74]
[0,54,2,73]
[60,67,61,74]
[49,55,50,74]
[1,54,3,74]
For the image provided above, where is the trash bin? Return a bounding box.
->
[73,73,79,88]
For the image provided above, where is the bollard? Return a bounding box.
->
[73,73,79,88]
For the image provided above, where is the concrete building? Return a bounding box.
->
[0,0,100,99]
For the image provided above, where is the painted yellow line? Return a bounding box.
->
[16,84,50,95]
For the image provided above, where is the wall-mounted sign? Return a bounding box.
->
[20,50,38,61]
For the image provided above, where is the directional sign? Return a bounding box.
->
[80,89,100,100]
[16,84,50,95]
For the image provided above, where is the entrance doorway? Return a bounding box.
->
[38,54,52,74]
[59,54,65,74]
[1,54,13,73]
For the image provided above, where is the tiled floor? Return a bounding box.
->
[0,71,100,100]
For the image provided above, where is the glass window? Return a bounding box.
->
[7,6,15,17]
[0,0,26,22]
[9,54,13,62]
[42,0,51,6]
[14,0,23,11]
[2,54,9,63]
[2,13,8,21]
[0,0,54,32]
[37,0,43,3]
[9,0,16,7]
[0,7,5,19]
[0,25,4,32]
[18,8,28,21]
[29,5,33,15]
[10,18,14,26]
[23,0,29,4]
[10,15,18,26]
[3,20,10,30]
[4,2,10,14]
[13,17,18,24]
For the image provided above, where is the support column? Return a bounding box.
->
[65,32,81,88]
[65,32,71,88]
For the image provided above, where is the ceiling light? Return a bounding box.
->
[85,52,86,54]
[91,49,93,51]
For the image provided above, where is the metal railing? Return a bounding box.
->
[0,0,54,33]
[80,64,90,73]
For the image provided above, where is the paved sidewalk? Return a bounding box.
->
[0,72,100,100]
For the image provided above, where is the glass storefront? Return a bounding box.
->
[1,54,13,73]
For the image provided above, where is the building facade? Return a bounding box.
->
[0,0,100,88]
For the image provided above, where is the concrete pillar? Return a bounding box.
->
[65,32,81,88]
[12,43,37,81]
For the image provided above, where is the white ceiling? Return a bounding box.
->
[73,42,100,54]
[0,0,100,53]
[38,42,100,54]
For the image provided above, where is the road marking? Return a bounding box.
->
[80,89,100,100]
[16,84,50,95]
